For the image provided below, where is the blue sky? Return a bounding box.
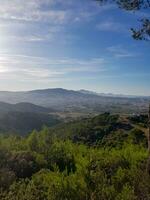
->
[0,0,149,95]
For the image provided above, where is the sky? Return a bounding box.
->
[0,0,149,95]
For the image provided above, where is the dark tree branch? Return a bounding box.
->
[95,0,150,10]
[131,19,150,40]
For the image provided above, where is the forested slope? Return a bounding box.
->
[51,113,147,147]
[0,113,149,200]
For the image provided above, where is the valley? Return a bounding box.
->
[0,88,148,135]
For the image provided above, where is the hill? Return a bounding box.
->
[0,111,61,135]
[0,102,54,116]
[50,112,147,147]
[0,102,61,134]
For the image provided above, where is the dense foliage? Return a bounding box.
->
[0,113,149,199]
[51,113,147,147]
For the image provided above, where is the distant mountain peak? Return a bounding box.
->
[79,89,98,95]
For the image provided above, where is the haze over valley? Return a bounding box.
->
[0,88,149,113]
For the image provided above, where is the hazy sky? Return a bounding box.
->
[0,0,149,95]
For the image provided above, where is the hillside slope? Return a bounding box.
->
[0,112,61,135]
[50,113,147,147]
[0,102,54,116]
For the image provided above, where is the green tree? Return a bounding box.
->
[26,130,39,152]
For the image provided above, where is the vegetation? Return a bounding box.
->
[51,113,147,147]
[0,113,149,199]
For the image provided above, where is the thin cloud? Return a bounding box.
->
[96,20,127,33]
[107,45,138,58]
[0,54,108,82]
[0,0,112,24]
[0,0,115,43]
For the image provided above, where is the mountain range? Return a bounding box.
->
[0,88,149,114]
